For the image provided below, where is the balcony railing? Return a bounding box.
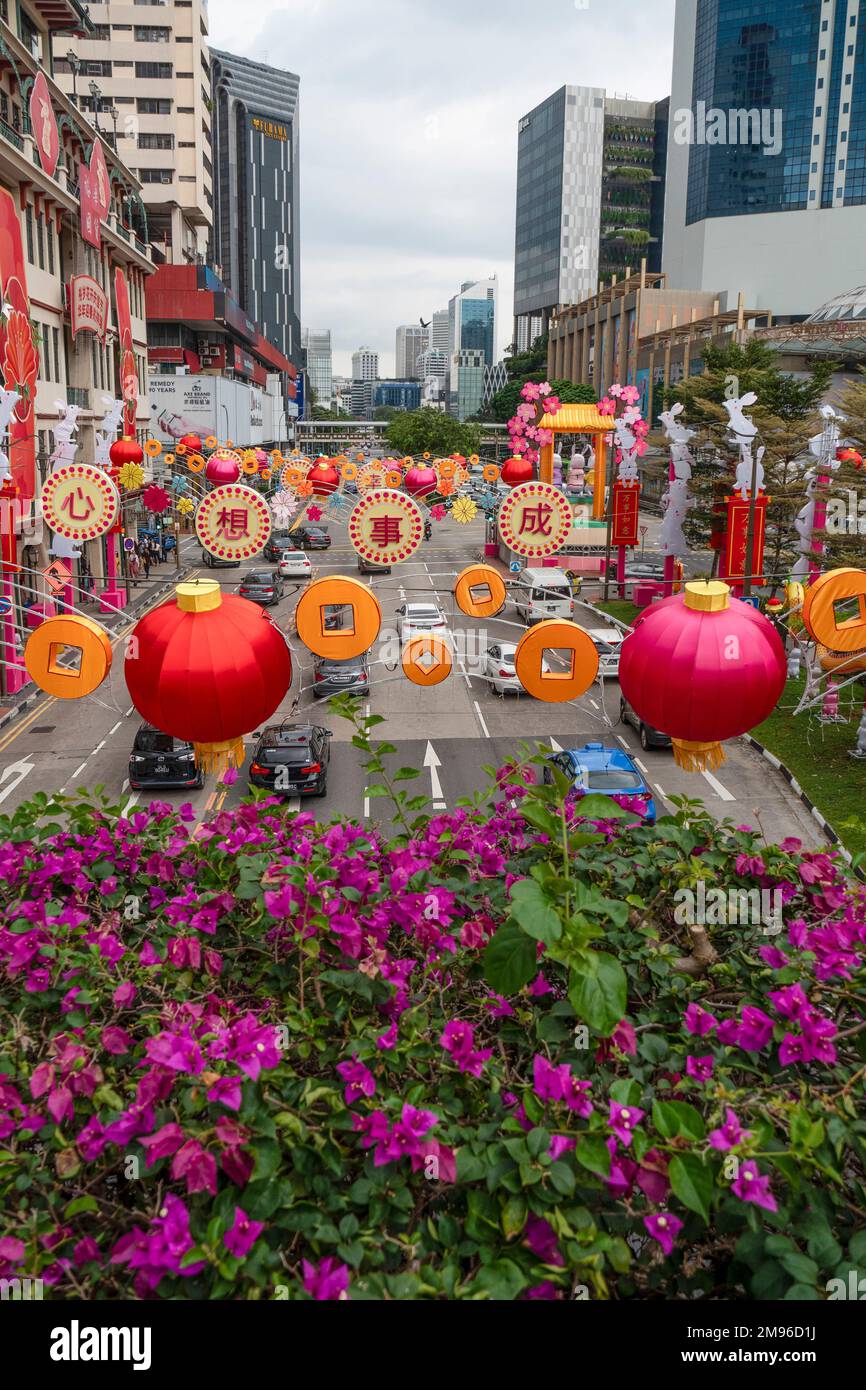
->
[0,118,24,152]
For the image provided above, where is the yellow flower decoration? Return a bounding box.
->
[452,496,477,525]
[118,462,145,490]
[176,497,194,516]
[144,438,162,458]
[438,459,456,480]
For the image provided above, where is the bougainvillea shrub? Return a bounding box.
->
[1,720,865,1301]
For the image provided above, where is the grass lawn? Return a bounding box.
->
[754,673,866,860]
[593,599,641,627]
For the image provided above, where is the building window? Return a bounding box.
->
[134,26,170,41]
[36,216,44,270]
[81,61,112,77]
[53,327,60,382]
[139,168,173,184]
[24,206,34,264]
[137,98,171,114]
[46,222,54,275]
[138,133,174,149]
[135,62,172,80]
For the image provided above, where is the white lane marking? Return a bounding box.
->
[0,759,36,805]
[702,769,735,802]
[125,706,134,717]
[589,698,599,710]
[473,701,490,739]
[93,740,106,755]
[72,762,88,780]
[616,735,630,750]
[654,784,671,805]
[423,741,444,804]
[287,798,301,813]
[121,778,130,794]
[122,793,141,817]
[635,758,650,776]
[109,721,122,738]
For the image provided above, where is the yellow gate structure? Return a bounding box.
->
[537,403,614,521]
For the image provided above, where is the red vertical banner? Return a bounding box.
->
[0,188,38,499]
[719,494,768,586]
[79,165,102,250]
[611,481,640,547]
[114,268,138,436]
[29,71,60,179]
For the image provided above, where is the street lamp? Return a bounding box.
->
[109,105,119,147]
[88,80,101,133]
[66,49,80,107]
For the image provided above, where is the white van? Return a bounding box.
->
[513,568,574,625]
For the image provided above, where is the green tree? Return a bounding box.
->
[385,407,481,457]
[502,333,549,382]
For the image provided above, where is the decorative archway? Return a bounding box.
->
[537,402,613,520]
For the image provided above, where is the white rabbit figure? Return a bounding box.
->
[614,417,640,483]
[723,390,759,442]
[660,477,690,557]
[658,401,695,447]
[669,440,693,483]
[50,403,85,468]
[0,387,20,483]
[809,404,842,470]
[94,397,124,470]
[734,441,766,501]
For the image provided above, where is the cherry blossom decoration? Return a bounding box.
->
[143,485,171,515]
[602,383,648,482]
[507,381,563,469]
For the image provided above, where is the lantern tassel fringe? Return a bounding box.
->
[194,738,247,775]
[671,739,727,774]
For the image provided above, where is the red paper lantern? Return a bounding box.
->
[125,582,292,772]
[501,455,534,488]
[307,459,340,497]
[109,436,144,470]
[180,434,202,453]
[837,447,863,469]
[404,465,438,498]
[618,581,787,772]
[205,452,241,487]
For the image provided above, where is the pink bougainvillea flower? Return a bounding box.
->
[769,984,811,1022]
[223,1207,264,1259]
[643,1212,683,1256]
[549,1135,576,1162]
[608,1101,645,1147]
[139,1122,185,1168]
[336,1056,376,1106]
[171,1139,218,1196]
[409,1137,457,1183]
[685,1055,714,1082]
[524,1215,564,1266]
[207,1076,243,1111]
[732,1160,777,1213]
[683,1003,717,1037]
[302,1256,350,1300]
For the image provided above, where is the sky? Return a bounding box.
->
[209,0,676,378]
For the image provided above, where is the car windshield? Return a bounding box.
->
[258,746,313,768]
[245,573,273,585]
[586,770,643,790]
[318,658,366,671]
[407,607,440,620]
[498,646,517,664]
[135,729,182,754]
[282,552,306,561]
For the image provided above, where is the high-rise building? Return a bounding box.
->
[482,361,510,409]
[449,278,497,367]
[210,49,301,367]
[429,309,450,353]
[352,347,379,381]
[663,0,866,317]
[449,349,486,421]
[395,324,428,379]
[513,87,668,348]
[350,379,375,419]
[418,348,448,381]
[374,381,422,412]
[302,330,333,406]
[56,1,213,265]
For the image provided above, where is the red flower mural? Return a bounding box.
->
[2,308,38,424]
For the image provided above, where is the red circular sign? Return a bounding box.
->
[42,464,119,541]
[195,484,272,562]
[348,489,424,565]
[497,481,572,559]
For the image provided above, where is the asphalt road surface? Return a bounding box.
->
[0,521,821,849]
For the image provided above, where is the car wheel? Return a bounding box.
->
[640,725,650,751]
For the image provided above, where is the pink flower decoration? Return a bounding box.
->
[142,485,171,514]
[430,504,446,522]
[598,397,616,416]
[521,382,542,402]
[307,504,323,522]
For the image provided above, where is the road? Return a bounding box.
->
[0,519,821,849]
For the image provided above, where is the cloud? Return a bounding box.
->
[208,0,675,375]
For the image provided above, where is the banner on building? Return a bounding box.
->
[79,166,101,250]
[114,269,138,436]
[611,481,641,547]
[719,494,769,586]
[69,276,109,341]
[29,72,60,179]
[0,188,37,498]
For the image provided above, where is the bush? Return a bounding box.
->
[1,720,864,1301]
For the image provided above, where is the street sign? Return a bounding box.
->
[509,561,521,574]
[639,526,649,539]
[0,596,11,616]
[124,538,135,552]
[42,560,72,595]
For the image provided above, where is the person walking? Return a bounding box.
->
[141,544,151,582]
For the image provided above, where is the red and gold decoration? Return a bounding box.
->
[125,581,292,772]
[500,455,534,489]
[205,449,242,487]
[24,614,112,699]
[611,481,640,548]
[180,433,202,454]
[719,493,769,586]
[307,458,340,497]
[114,269,139,436]
[0,187,38,498]
[29,71,60,179]
[403,465,438,499]
[42,464,119,542]
[497,481,572,560]
[619,581,787,772]
[348,489,424,567]
[195,483,272,563]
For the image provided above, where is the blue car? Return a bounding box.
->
[544,742,656,824]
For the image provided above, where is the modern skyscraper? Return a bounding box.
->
[430,310,450,353]
[56,1,213,263]
[513,87,668,349]
[352,347,379,381]
[664,0,866,316]
[210,49,301,367]
[395,325,429,378]
[302,330,333,406]
[374,381,422,412]
[449,349,486,421]
[449,278,497,366]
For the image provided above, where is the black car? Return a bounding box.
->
[248,724,332,797]
[128,724,204,790]
[295,526,331,551]
[620,695,672,751]
[239,570,284,606]
[313,655,370,699]
[358,555,391,575]
[201,549,240,570]
[262,534,299,563]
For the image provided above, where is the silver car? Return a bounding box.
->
[483,642,550,696]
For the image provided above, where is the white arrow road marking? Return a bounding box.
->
[424,741,446,808]
[702,770,735,802]
[0,759,36,805]
[121,793,141,817]
[550,738,564,752]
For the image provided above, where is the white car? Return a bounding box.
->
[589,628,625,680]
[397,601,447,646]
[484,642,550,696]
[278,550,312,580]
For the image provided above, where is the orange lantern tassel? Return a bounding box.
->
[671,739,727,773]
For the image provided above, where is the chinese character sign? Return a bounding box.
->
[497,482,572,559]
[79,166,101,250]
[195,484,272,562]
[611,481,640,548]
[348,490,424,565]
[70,276,109,341]
[42,464,120,542]
[114,269,138,436]
[719,495,768,586]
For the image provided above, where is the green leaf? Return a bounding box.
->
[567,952,627,1035]
[473,1258,528,1301]
[575,1135,611,1179]
[509,878,562,945]
[652,1100,706,1143]
[778,1251,819,1286]
[669,1154,713,1223]
[64,1196,99,1219]
[501,1196,527,1240]
[483,924,537,996]
[574,793,631,820]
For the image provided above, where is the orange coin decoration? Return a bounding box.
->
[187,453,206,473]
[24,614,112,699]
[454,565,507,619]
[340,461,358,482]
[281,464,306,489]
[514,621,599,703]
[802,568,866,653]
[144,438,162,458]
[42,464,119,542]
[195,483,272,563]
[402,635,453,688]
[498,481,572,559]
[483,464,501,484]
[349,489,424,567]
[385,470,402,488]
[295,577,382,660]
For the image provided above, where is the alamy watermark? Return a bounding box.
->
[674,882,783,935]
[673,102,782,157]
